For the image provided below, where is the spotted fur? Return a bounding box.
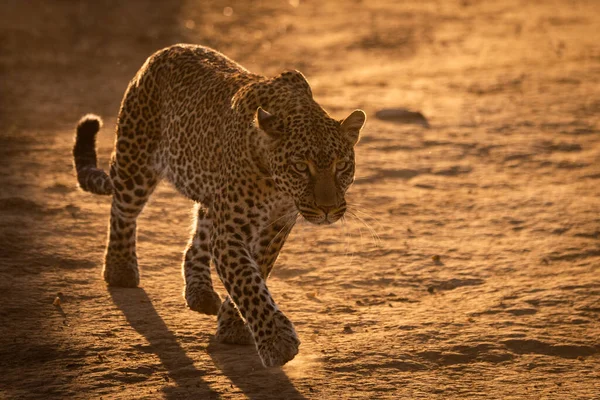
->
[73,44,366,367]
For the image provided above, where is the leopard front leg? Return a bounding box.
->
[215,213,296,346]
[182,204,221,315]
[212,233,300,367]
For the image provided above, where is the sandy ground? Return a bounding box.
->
[1,0,599,399]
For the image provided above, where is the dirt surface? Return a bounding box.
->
[1,1,599,399]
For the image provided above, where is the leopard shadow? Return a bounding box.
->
[109,287,219,399]
[110,287,306,399]
[207,339,308,400]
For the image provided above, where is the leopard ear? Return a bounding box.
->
[341,109,366,146]
[256,107,283,138]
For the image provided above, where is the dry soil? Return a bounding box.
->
[0,1,599,399]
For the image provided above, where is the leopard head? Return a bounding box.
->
[257,98,366,225]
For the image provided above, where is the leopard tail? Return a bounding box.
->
[73,114,113,195]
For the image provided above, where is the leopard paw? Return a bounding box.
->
[257,312,300,367]
[103,263,139,288]
[185,285,221,315]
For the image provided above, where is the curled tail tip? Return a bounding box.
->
[77,114,103,137]
[73,113,112,196]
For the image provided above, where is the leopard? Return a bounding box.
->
[73,44,366,367]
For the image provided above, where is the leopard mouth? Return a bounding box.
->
[297,205,346,225]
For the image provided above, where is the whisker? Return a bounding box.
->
[264,210,298,230]
[340,215,356,267]
[348,208,385,229]
[345,210,381,248]
[265,214,297,256]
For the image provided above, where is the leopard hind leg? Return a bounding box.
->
[102,123,159,287]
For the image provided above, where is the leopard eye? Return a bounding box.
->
[336,161,350,172]
[292,162,308,173]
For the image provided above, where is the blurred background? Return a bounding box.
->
[3,0,597,129]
